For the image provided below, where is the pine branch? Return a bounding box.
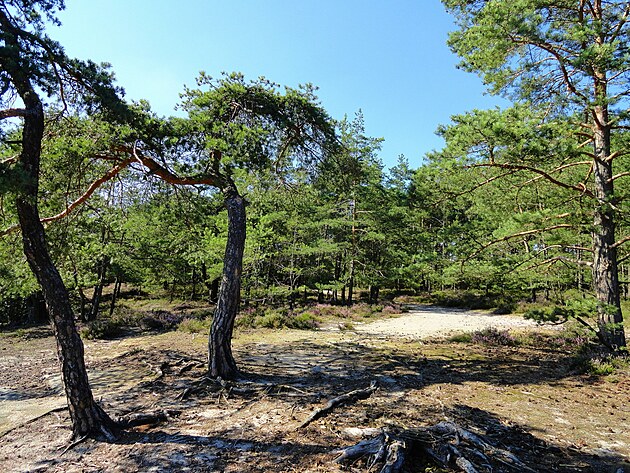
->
[469,162,594,197]
[0,157,134,238]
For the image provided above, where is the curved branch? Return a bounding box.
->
[41,157,135,224]
[124,144,223,188]
[465,224,574,262]
[0,157,134,238]
[613,234,630,249]
[469,162,594,197]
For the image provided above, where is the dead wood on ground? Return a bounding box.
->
[335,421,535,473]
[117,409,181,428]
[299,381,378,429]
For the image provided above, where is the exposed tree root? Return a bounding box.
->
[335,421,535,473]
[59,434,89,456]
[299,381,378,429]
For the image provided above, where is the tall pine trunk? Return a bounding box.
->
[208,185,246,379]
[15,87,115,439]
[592,90,626,350]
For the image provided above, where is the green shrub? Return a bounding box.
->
[587,359,616,375]
[234,307,319,330]
[81,319,125,340]
[493,299,516,315]
[448,332,473,343]
[178,317,212,333]
[286,312,318,329]
[256,310,285,329]
[572,350,630,376]
[235,307,258,328]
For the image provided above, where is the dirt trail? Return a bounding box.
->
[355,305,540,338]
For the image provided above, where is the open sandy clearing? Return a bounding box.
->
[353,305,541,338]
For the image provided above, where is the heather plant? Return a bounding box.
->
[470,328,518,346]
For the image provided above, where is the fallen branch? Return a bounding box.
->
[299,381,378,429]
[335,421,534,473]
[178,360,205,375]
[116,409,181,428]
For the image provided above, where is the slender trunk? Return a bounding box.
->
[208,185,246,379]
[210,277,220,302]
[109,277,119,318]
[348,196,356,306]
[13,86,114,439]
[89,266,105,321]
[191,267,197,300]
[592,103,626,349]
[78,287,89,322]
[169,280,176,302]
[347,262,355,305]
[200,263,219,302]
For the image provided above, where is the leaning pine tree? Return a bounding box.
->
[0,0,131,439]
[118,73,338,378]
[443,0,629,350]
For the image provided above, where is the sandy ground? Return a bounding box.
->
[354,305,540,338]
[2,306,628,473]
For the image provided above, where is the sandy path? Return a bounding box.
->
[354,305,539,339]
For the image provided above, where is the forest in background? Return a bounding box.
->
[2,105,630,333]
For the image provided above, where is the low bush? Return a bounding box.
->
[470,327,518,346]
[235,307,319,330]
[493,299,517,315]
[80,319,125,340]
[448,332,473,343]
[178,317,212,333]
[140,310,184,331]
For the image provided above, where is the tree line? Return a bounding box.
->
[1,0,629,440]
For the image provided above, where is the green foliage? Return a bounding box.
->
[178,317,212,334]
[525,298,598,325]
[448,332,473,343]
[235,307,318,330]
[174,72,337,179]
[567,340,630,376]
[80,319,125,340]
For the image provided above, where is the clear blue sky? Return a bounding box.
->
[52,0,507,169]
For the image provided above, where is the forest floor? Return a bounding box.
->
[0,305,629,472]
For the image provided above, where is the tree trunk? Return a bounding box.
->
[208,185,246,379]
[89,265,105,321]
[25,292,47,324]
[109,277,120,317]
[78,287,89,322]
[14,87,114,439]
[592,104,626,349]
[348,197,356,306]
[210,277,220,302]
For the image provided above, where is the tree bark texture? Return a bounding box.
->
[592,98,626,349]
[208,186,246,379]
[7,60,114,439]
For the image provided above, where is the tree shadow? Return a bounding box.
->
[6,333,628,472]
[440,404,630,473]
[231,338,585,392]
